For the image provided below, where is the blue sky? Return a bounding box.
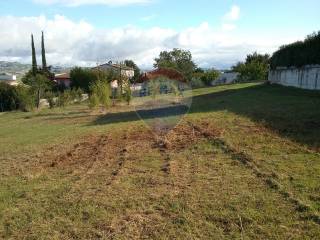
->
[0,0,319,68]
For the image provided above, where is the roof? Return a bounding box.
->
[55,73,70,80]
[139,68,185,83]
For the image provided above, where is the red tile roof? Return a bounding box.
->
[139,68,185,83]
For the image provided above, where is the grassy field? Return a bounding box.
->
[0,82,319,239]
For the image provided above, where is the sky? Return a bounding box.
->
[0,0,319,69]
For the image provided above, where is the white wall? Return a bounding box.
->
[268,65,320,90]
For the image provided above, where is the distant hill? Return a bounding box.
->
[0,61,31,76]
[0,61,72,78]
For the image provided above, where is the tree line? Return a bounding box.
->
[270,31,320,69]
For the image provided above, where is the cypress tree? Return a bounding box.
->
[41,31,47,72]
[31,34,37,75]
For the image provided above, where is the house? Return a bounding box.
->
[212,72,239,86]
[135,68,187,97]
[55,73,71,87]
[93,62,134,79]
[0,73,18,86]
[139,68,185,83]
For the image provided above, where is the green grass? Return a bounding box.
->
[0,82,319,239]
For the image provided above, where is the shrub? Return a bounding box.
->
[88,93,99,109]
[0,83,18,111]
[0,83,35,112]
[149,80,160,99]
[234,61,268,82]
[201,70,220,86]
[124,84,132,105]
[191,77,205,88]
[89,81,112,110]
[232,52,270,82]
[70,88,84,103]
[45,91,56,109]
[192,69,220,86]
[16,86,35,111]
[57,90,72,108]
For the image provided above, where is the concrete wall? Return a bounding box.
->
[268,65,320,90]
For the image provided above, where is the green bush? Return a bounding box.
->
[45,91,56,109]
[234,61,268,82]
[16,86,35,111]
[0,83,35,112]
[191,77,205,88]
[192,69,220,86]
[232,52,270,82]
[0,83,18,111]
[70,88,84,103]
[88,93,99,109]
[57,90,72,108]
[201,70,220,86]
[89,81,111,110]
[148,80,160,99]
[124,84,132,105]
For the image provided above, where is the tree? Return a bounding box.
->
[41,31,47,72]
[232,52,270,82]
[246,52,270,65]
[27,74,52,109]
[201,69,220,86]
[70,67,97,93]
[192,68,220,86]
[124,60,140,83]
[154,48,197,81]
[31,34,37,75]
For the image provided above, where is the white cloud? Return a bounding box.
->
[0,15,299,69]
[222,23,236,31]
[224,5,240,21]
[33,0,152,7]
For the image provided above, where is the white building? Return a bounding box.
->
[212,72,239,86]
[93,62,135,79]
[0,73,18,86]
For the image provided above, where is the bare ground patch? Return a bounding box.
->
[12,118,318,239]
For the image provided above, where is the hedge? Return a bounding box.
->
[270,31,320,69]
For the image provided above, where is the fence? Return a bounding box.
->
[268,65,320,90]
